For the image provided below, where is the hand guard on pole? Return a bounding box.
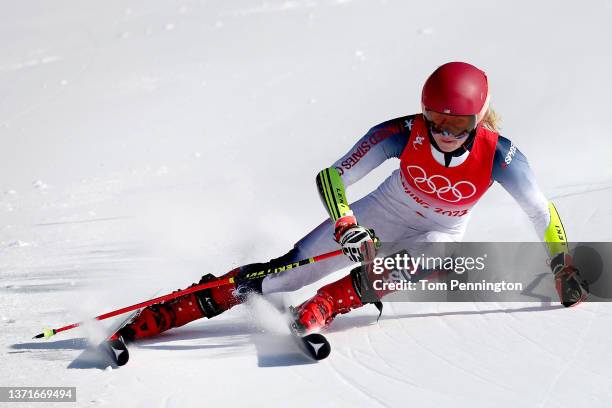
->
[334,214,378,263]
[551,253,589,307]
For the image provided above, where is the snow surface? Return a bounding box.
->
[1,1,612,407]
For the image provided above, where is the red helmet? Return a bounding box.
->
[421,62,490,123]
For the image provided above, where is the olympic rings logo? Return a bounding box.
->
[405,165,476,203]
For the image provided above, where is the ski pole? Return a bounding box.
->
[33,248,344,340]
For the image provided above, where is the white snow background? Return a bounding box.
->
[1,1,612,407]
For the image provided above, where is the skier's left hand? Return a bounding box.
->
[551,253,589,307]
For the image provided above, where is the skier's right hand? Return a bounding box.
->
[334,213,377,263]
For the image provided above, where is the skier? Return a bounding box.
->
[116,61,589,342]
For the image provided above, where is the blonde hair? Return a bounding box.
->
[481,107,502,133]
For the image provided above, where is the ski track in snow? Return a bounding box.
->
[362,329,418,387]
[536,304,602,408]
[551,182,612,200]
[405,316,513,393]
[327,351,390,408]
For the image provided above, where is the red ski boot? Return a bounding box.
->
[118,270,241,342]
[291,273,365,334]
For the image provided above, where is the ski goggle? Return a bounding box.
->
[423,110,477,140]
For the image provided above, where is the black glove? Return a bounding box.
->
[551,253,589,307]
[334,214,378,263]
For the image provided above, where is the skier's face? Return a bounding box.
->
[431,133,467,152]
[424,110,476,152]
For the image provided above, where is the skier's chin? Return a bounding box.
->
[434,136,464,152]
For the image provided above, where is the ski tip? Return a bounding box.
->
[302,333,331,360]
[105,338,130,367]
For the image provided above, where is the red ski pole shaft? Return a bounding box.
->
[33,277,233,339]
[33,248,344,339]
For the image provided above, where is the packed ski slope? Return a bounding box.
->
[1,1,612,407]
